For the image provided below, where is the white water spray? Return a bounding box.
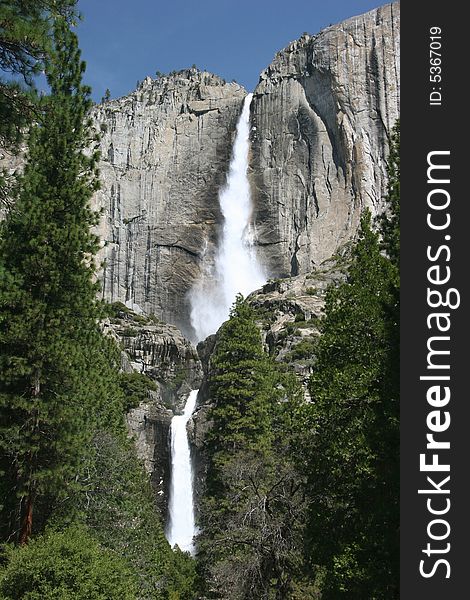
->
[190,93,266,341]
[166,95,267,553]
[167,389,199,554]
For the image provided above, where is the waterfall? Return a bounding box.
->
[190,93,266,342]
[167,389,199,555]
[166,94,267,554]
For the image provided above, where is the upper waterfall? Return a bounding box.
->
[190,94,266,341]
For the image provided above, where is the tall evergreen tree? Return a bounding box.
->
[0,1,76,204]
[208,295,273,461]
[302,125,400,598]
[199,297,307,599]
[1,13,200,598]
[0,14,121,544]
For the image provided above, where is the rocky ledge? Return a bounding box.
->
[105,303,203,515]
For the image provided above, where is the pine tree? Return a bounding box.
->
[0,1,76,82]
[0,14,122,544]
[199,296,307,599]
[208,295,274,461]
[303,125,400,598]
[0,1,77,204]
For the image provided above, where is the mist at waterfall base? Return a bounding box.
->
[166,389,199,554]
[189,93,267,342]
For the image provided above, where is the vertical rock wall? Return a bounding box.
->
[92,70,246,338]
[250,3,400,276]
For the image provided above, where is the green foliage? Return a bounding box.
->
[198,296,307,599]
[0,1,76,80]
[0,525,138,599]
[302,212,399,599]
[302,124,400,599]
[0,8,198,600]
[285,337,318,361]
[165,547,198,600]
[119,371,157,411]
[51,431,194,600]
[0,14,120,544]
[166,366,187,393]
[208,295,274,458]
[0,1,77,204]
[106,301,160,325]
[121,326,139,337]
[0,0,46,147]
[294,318,317,328]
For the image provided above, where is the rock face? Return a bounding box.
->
[92,69,246,339]
[249,259,346,396]
[2,6,400,340]
[250,2,400,277]
[105,306,203,515]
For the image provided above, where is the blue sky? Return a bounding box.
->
[77,0,387,102]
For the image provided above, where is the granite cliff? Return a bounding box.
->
[250,2,400,276]
[91,69,246,339]
[89,3,399,338]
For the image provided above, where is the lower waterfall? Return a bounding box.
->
[166,389,199,555]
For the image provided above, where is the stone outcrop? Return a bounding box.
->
[249,258,346,396]
[92,69,246,339]
[250,2,400,277]
[105,305,203,514]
